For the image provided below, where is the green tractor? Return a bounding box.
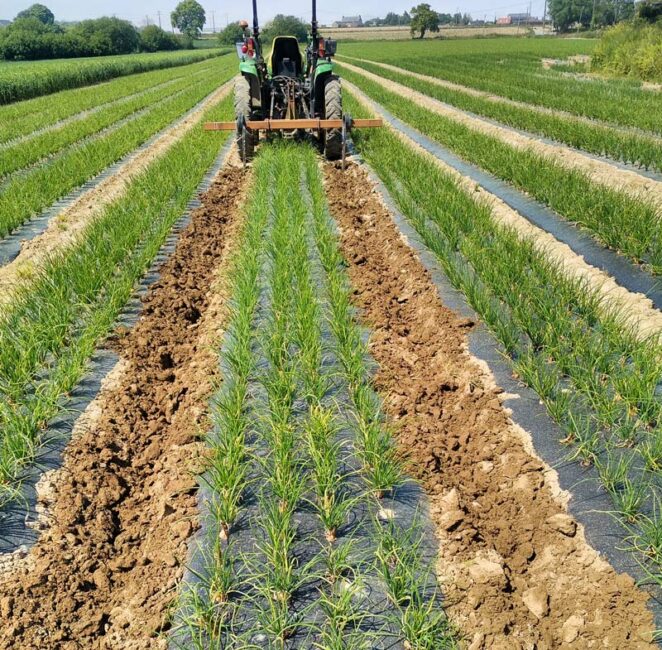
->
[205,0,381,164]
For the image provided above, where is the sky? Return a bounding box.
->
[5,0,548,27]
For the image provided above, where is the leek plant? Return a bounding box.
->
[0,96,235,502]
[340,38,661,134]
[342,57,662,172]
[179,143,454,648]
[0,65,218,178]
[0,49,227,105]
[0,57,219,144]
[339,65,662,274]
[0,57,237,240]
[346,92,662,574]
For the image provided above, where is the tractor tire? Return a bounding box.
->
[323,76,342,161]
[234,75,256,162]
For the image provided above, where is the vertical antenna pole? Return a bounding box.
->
[252,0,259,38]
[311,0,318,42]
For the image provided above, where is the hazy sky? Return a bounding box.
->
[5,0,548,27]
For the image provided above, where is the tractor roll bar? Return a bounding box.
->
[252,0,259,39]
[311,0,318,43]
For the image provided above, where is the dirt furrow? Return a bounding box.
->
[345,80,662,342]
[0,165,247,649]
[0,79,234,308]
[323,160,655,648]
[341,60,662,212]
[340,55,662,146]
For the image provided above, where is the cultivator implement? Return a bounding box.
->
[205,0,382,167]
[204,115,382,168]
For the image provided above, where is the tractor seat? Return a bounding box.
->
[270,36,303,77]
[277,57,297,77]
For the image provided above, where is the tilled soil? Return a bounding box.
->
[324,161,655,649]
[0,166,246,649]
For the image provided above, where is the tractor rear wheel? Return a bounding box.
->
[234,75,256,162]
[323,76,342,161]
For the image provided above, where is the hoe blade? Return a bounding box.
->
[204,118,382,131]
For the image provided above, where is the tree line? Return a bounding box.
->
[0,1,211,61]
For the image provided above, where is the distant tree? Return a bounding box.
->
[638,0,662,22]
[462,13,472,25]
[383,12,400,25]
[438,12,453,24]
[0,14,142,59]
[401,10,411,25]
[70,17,140,55]
[218,21,244,46]
[15,3,54,25]
[140,24,180,51]
[0,17,62,59]
[410,3,439,38]
[263,14,308,42]
[171,0,206,39]
[549,0,593,31]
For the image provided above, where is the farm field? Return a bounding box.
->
[0,48,227,105]
[322,24,527,41]
[0,33,660,650]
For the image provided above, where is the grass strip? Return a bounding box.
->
[345,91,662,575]
[344,57,662,173]
[0,56,235,241]
[339,64,662,275]
[0,49,227,105]
[0,95,234,504]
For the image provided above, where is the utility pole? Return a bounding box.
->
[211,9,216,32]
[591,0,598,28]
[157,10,162,28]
[542,0,547,33]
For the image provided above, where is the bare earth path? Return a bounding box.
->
[324,161,655,649]
[0,166,246,649]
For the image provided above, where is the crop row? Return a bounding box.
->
[0,65,219,178]
[340,39,661,134]
[347,92,662,577]
[176,143,453,649]
[341,57,662,173]
[0,94,234,505]
[0,57,236,241]
[0,57,218,145]
[339,65,662,275]
[0,49,227,105]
